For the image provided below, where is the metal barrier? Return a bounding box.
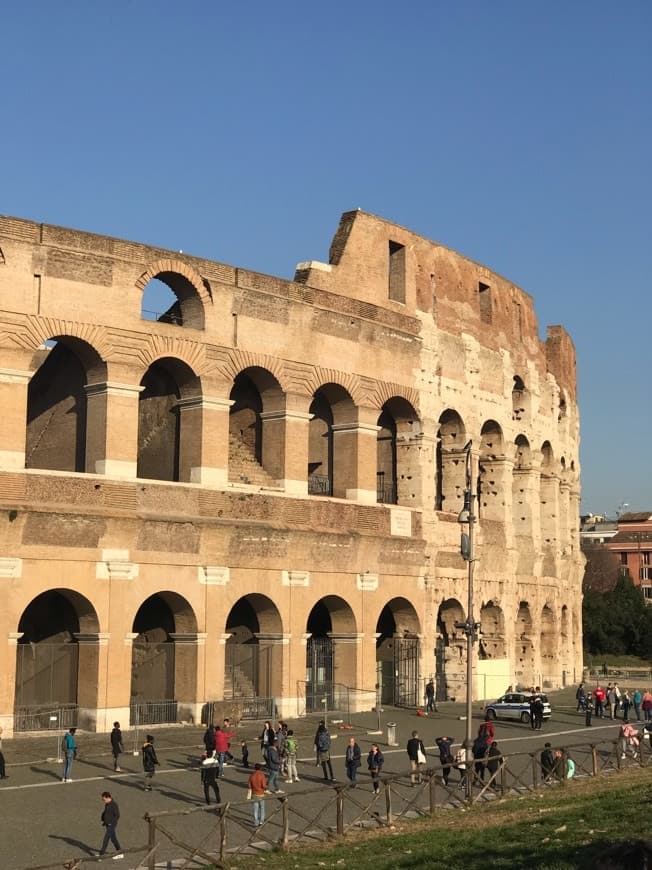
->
[129,699,178,727]
[14,704,78,733]
[205,697,276,723]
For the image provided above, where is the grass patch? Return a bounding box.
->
[227,769,652,870]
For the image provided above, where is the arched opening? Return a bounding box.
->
[140,270,206,329]
[512,375,530,422]
[26,337,106,473]
[478,420,505,521]
[376,397,421,506]
[515,602,535,688]
[479,601,505,659]
[540,605,556,686]
[376,597,421,706]
[137,357,200,482]
[540,441,557,566]
[436,598,466,701]
[308,384,356,498]
[224,595,283,717]
[435,409,466,512]
[130,592,198,723]
[14,589,100,730]
[228,368,283,486]
[306,596,357,712]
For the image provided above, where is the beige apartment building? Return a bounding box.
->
[0,210,583,734]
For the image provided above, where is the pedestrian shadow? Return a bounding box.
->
[48,834,96,855]
[158,787,204,805]
[30,765,63,781]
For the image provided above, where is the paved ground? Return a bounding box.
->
[0,687,640,870]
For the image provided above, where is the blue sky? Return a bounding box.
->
[2,1,650,515]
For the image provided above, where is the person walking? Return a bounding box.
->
[607,685,617,719]
[487,741,503,790]
[585,696,594,727]
[454,741,469,789]
[594,685,606,718]
[435,736,454,787]
[621,690,632,723]
[203,724,216,757]
[266,740,283,793]
[110,722,123,772]
[425,679,436,714]
[367,743,384,794]
[200,753,221,805]
[345,737,361,787]
[284,730,300,783]
[633,688,643,721]
[407,730,427,784]
[248,763,267,827]
[241,739,250,768]
[215,725,235,778]
[260,720,275,766]
[0,727,8,779]
[141,735,159,791]
[575,682,586,712]
[62,727,77,782]
[97,791,123,860]
[316,723,335,782]
[642,690,652,722]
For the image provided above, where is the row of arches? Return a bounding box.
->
[14,587,575,725]
[25,337,575,514]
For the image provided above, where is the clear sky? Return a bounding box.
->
[1,1,650,515]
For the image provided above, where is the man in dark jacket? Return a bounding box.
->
[406,730,426,784]
[345,737,361,787]
[110,722,123,772]
[200,754,221,805]
[540,742,556,782]
[267,740,283,793]
[142,735,159,791]
[98,791,123,859]
[435,736,454,786]
[203,724,216,757]
[487,741,503,790]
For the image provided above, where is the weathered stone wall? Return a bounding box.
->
[0,210,583,732]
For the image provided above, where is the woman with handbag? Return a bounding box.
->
[367,743,384,794]
[406,730,427,785]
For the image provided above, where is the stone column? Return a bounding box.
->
[260,404,312,495]
[84,382,142,478]
[170,632,206,724]
[478,457,513,525]
[0,368,31,470]
[0,632,23,735]
[74,632,110,732]
[396,430,435,509]
[438,448,468,514]
[176,395,232,487]
[331,407,380,502]
[328,632,362,700]
[558,479,571,553]
[255,632,290,709]
[539,473,560,575]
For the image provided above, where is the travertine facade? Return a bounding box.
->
[0,210,583,733]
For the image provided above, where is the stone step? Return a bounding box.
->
[228,434,277,487]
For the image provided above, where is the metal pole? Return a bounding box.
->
[459,444,477,802]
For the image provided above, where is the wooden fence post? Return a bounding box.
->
[591,744,598,777]
[281,797,290,849]
[145,814,156,870]
[336,787,344,836]
[219,806,227,863]
[429,770,436,813]
[531,753,539,789]
[385,780,393,824]
[500,758,506,796]
[615,739,622,771]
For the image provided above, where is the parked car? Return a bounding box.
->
[484,692,552,724]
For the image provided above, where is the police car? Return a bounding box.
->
[484,692,552,724]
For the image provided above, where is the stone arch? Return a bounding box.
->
[229,366,285,485]
[376,596,420,706]
[137,259,210,330]
[308,383,357,498]
[515,602,535,687]
[26,335,109,473]
[137,356,201,482]
[512,375,530,422]
[479,601,505,659]
[14,589,101,724]
[513,435,534,548]
[435,409,467,512]
[130,592,199,715]
[224,594,283,701]
[478,420,506,521]
[305,595,357,710]
[436,598,466,701]
[220,349,288,393]
[376,396,421,506]
[540,604,556,684]
[20,316,113,364]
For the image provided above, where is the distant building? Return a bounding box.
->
[580,514,618,546]
[606,513,652,601]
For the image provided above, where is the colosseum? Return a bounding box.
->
[0,210,583,734]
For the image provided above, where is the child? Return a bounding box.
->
[284,730,300,783]
[241,739,249,768]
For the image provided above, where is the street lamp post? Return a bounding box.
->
[455,441,480,801]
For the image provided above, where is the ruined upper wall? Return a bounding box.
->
[295,210,577,400]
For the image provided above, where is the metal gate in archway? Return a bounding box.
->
[392,636,420,707]
[306,637,334,713]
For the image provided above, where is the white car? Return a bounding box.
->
[484,692,552,724]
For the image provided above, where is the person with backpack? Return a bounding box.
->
[62,728,77,782]
[435,735,454,787]
[284,730,300,783]
[141,735,159,791]
[110,722,123,772]
[633,688,643,721]
[472,731,489,785]
[315,723,335,781]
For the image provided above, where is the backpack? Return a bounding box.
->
[285,736,297,755]
[317,731,330,752]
